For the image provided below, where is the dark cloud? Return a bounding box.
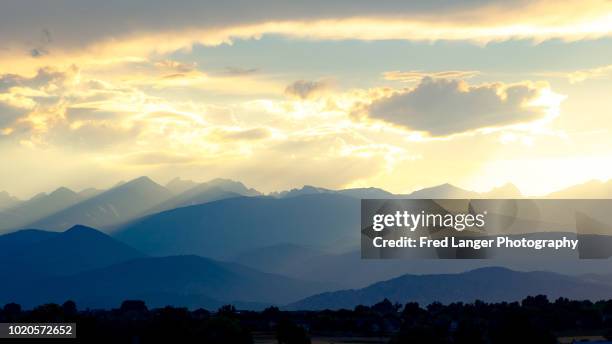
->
[285,80,329,99]
[222,67,259,76]
[367,77,546,136]
[0,102,28,129]
[29,48,48,57]
[28,29,52,57]
[0,66,77,90]
[0,74,21,92]
[0,0,530,51]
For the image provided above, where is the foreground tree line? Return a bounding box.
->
[2,296,612,343]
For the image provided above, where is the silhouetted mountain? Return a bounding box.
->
[271,183,523,200]
[0,187,83,232]
[547,179,612,198]
[401,182,523,199]
[337,187,394,198]
[202,178,261,196]
[149,178,261,214]
[289,267,612,310]
[404,183,478,198]
[278,231,612,289]
[0,229,58,258]
[272,185,331,198]
[1,255,329,309]
[114,193,360,259]
[30,177,173,230]
[273,185,393,199]
[0,191,20,210]
[0,225,144,280]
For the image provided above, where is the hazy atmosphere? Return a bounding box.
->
[5,3,612,343]
[2,0,612,199]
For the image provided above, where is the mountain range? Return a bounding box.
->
[289,267,612,310]
[2,177,612,310]
[0,187,85,231]
[113,193,360,259]
[0,226,330,309]
[0,191,20,210]
[0,225,144,282]
[3,224,612,311]
[2,176,612,234]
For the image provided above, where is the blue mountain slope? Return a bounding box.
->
[288,267,612,310]
[1,255,330,309]
[146,186,241,215]
[0,229,59,257]
[113,193,360,258]
[0,225,144,280]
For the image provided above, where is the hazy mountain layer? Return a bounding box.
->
[114,193,360,259]
[0,187,84,232]
[289,267,612,310]
[28,177,173,231]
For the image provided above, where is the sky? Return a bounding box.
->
[1,0,612,198]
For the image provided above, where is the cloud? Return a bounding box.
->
[221,67,259,76]
[285,80,330,99]
[214,127,272,141]
[30,48,48,58]
[366,77,554,136]
[384,70,480,83]
[50,120,144,150]
[3,0,612,72]
[0,102,28,130]
[567,64,612,83]
[0,66,149,147]
[0,67,81,134]
[0,66,78,92]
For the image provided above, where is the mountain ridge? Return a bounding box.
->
[288,267,612,310]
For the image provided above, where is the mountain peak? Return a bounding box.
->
[166,177,198,194]
[0,190,20,210]
[131,176,155,184]
[407,183,476,198]
[202,178,261,196]
[0,190,18,199]
[273,185,331,198]
[485,183,522,198]
[65,224,103,235]
[112,176,167,192]
[49,186,77,197]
